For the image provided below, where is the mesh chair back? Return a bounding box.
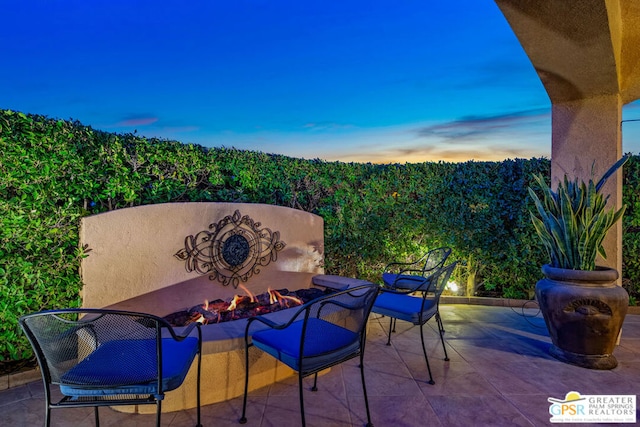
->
[422,247,452,275]
[21,310,162,388]
[382,247,451,292]
[427,262,457,299]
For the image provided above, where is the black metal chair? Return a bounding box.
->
[382,247,451,291]
[19,308,202,427]
[372,262,457,385]
[239,284,379,427]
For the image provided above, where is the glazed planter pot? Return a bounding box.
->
[535,264,629,370]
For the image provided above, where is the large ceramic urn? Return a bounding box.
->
[535,264,629,370]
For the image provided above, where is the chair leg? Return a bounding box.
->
[359,352,374,427]
[43,382,52,427]
[386,318,393,346]
[436,313,449,361]
[419,323,435,385]
[45,405,51,427]
[312,372,318,391]
[196,348,202,427]
[436,311,446,334]
[95,406,100,427]
[239,345,250,424]
[298,372,306,427]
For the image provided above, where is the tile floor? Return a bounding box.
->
[1,304,639,426]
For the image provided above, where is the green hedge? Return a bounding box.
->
[622,155,640,306]
[1,109,639,361]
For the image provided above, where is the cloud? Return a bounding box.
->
[328,140,544,164]
[302,122,354,131]
[326,127,549,164]
[414,108,549,142]
[274,111,551,164]
[116,115,159,127]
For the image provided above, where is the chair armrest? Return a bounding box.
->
[317,299,352,319]
[319,298,368,311]
[384,260,422,274]
[244,305,307,339]
[246,315,282,330]
[384,273,430,292]
[243,313,300,346]
[152,315,201,342]
[244,284,377,338]
[397,267,423,276]
[169,321,202,341]
[378,286,417,295]
[383,261,405,272]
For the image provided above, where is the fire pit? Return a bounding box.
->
[79,202,373,413]
[164,287,331,326]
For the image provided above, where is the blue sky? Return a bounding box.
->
[3,1,640,163]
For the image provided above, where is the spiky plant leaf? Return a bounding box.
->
[528,156,629,270]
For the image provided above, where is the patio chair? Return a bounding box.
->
[19,308,202,427]
[382,247,451,291]
[239,284,379,427]
[372,262,457,385]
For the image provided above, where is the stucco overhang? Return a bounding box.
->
[495,0,640,105]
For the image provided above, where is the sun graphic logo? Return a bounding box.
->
[548,391,586,419]
[547,391,636,423]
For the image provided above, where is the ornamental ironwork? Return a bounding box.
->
[174,210,286,288]
[564,298,612,316]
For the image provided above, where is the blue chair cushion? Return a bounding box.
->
[251,318,360,373]
[372,292,436,325]
[382,273,429,291]
[59,337,198,397]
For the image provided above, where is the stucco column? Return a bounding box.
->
[551,94,623,275]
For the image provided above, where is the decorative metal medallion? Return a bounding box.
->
[174,210,286,288]
[564,298,612,316]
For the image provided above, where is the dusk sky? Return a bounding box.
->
[3,1,640,163]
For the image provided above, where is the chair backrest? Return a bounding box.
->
[421,247,452,276]
[303,284,379,345]
[426,261,457,300]
[20,309,165,388]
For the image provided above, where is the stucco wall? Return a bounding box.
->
[80,202,325,309]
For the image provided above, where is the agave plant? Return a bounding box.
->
[528,156,629,271]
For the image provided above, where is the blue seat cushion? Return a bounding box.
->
[372,292,436,325]
[382,273,430,291]
[59,337,198,397]
[252,318,360,373]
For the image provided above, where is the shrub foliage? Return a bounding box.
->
[1,109,638,361]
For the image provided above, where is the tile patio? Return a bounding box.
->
[2,304,639,426]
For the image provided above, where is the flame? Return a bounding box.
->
[282,294,303,307]
[238,284,257,302]
[268,288,303,307]
[268,288,278,305]
[227,294,243,311]
[189,287,304,328]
